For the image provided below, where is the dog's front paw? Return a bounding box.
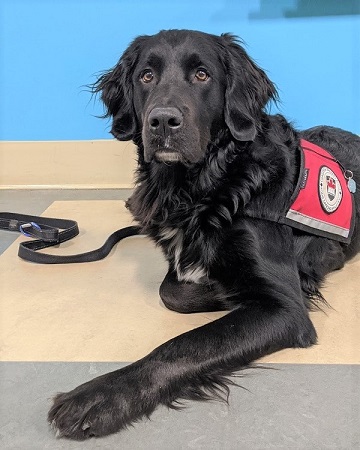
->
[49,385,118,440]
[48,370,149,440]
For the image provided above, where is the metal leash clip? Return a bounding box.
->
[19,222,42,238]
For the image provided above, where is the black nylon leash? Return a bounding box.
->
[0,212,141,264]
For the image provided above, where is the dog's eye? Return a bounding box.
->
[195,69,209,82]
[141,70,154,83]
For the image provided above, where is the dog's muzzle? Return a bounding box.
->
[145,107,184,163]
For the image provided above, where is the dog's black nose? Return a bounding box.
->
[148,107,183,135]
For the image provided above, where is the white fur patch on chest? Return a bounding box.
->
[158,227,207,284]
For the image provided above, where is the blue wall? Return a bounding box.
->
[1,0,359,141]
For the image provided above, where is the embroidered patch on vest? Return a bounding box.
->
[282,139,355,243]
[319,166,343,213]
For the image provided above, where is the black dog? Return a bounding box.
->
[49,29,360,440]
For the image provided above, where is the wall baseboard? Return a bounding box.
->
[0,140,137,189]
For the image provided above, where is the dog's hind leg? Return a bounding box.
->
[159,270,229,313]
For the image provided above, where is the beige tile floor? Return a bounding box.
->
[1,198,359,364]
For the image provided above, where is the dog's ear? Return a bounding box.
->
[221,34,277,142]
[93,39,143,141]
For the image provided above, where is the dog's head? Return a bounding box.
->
[93,30,277,165]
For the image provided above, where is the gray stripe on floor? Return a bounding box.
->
[1,362,359,449]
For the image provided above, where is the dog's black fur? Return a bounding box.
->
[48,30,360,440]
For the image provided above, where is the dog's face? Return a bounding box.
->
[132,33,227,165]
[94,30,277,165]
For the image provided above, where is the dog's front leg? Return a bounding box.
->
[48,224,316,440]
[48,293,315,440]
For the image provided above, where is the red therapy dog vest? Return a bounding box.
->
[281,139,355,243]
